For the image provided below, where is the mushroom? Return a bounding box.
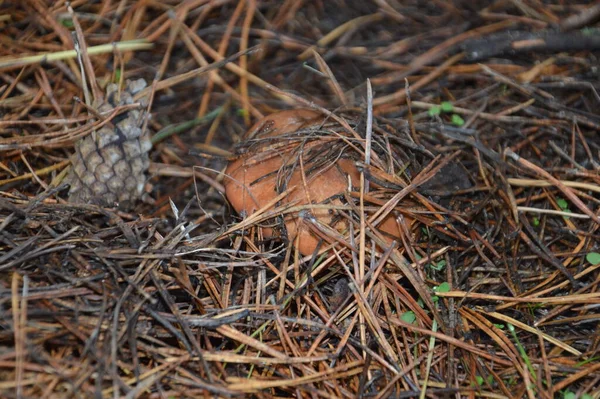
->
[224,109,407,255]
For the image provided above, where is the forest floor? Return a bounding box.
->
[1,1,600,398]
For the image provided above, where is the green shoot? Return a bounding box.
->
[507,323,537,382]
[400,311,416,325]
[556,198,569,211]
[428,259,446,271]
[586,252,600,265]
[441,101,454,112]
[451,114,465,126]
[428,105,441,116]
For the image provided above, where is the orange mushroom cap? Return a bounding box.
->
[224,109,407,255]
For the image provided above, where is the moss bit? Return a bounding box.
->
[68,79,151,209]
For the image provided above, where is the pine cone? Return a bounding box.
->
[68,79,151,209]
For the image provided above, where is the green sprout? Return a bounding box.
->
[435,282,450,293]
[428,105,441,116]
[60,18,74,28]
[428,101,464,126]
[451,114,465,126]
[431,281,450,304]
[475,375,484,386]
[440,101,454,112]
[400,311,416,325]
[507,324,536,382]
[586,252,600,265]
[428,259,446,272]
[114,68,122,83]
[556,198,569,211]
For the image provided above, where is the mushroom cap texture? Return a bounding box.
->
[225,109,404,255]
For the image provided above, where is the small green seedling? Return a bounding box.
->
[431,281,451,304]
[401,311,417,324]
[428,259,446,271]
[586,252,600,265]
[428,105,441,116]
[114,68,122,83]
[451,114,465,126]
[60,18,74,28]
[557,198,569,211]
[532,216,540,227]
[473,375,493,386]
[428,102,462,126]
[508,324,536,382]
[440,101,454,112]
[435,282,451,293]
